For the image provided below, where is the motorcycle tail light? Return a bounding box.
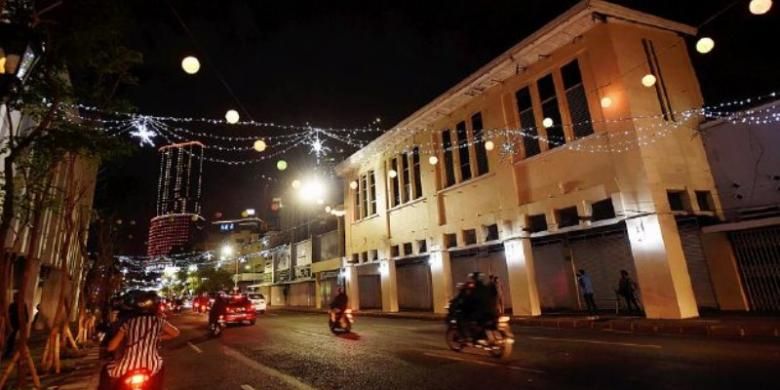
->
[124,372,150,389]
[227,307,235,314]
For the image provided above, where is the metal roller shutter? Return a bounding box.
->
[396,259,433,311]
[320,277,339,309]
[729,226,780,312]
[288,282,315,307]
[677,219,719,310]
[532,240,579,311]
[358,275,382,309]
[450,248,512,310]
[569,229,638,310]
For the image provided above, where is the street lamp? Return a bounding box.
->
[0,23,44,97]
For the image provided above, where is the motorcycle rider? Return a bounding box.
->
[100,291,179,390]
[461,272,495,343]
[329,287,349,323]
[209,292,229,330]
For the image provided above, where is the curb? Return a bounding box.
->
[271,307,780,341]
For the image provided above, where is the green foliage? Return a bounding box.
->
[195,267,236,295]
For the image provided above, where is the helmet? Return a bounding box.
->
[122,290,161,314]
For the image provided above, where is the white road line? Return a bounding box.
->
[240,385,256,390]
[528,336,662,349]
[187,341,203,354]
[423,352,546,374]
[223,346,316,390]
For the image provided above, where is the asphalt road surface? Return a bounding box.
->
[161,311,779,390]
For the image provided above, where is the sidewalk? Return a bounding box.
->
[1,331,102,390]
[271,306,780,340]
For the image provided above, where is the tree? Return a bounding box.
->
[0,0,141,387]
[196,267,236,295]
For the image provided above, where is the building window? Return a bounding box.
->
[591,199,616,221]
[369,249,378,262]
[412,147,422,199]
[463,229,477,246]
[403,242,413,256]
[537,74,565,149]
[361,174,368,218]
[515,87,540,158]
[390,245,400,258]
[471,113,489,176]
[696,191,713,212]
[444,233,458,249]
[485,224,499,241]
[353,178,361,222]
[417,239,428,254]
[528,214,548,233]
[368,171,377,215]
[556,206,580,228]
[642,39,675,121]
[561,59,593,139]
[390,158,401,207]
[361,252,368,263]
[351,253,359,264]
[455,121,472,181]
[402,152,411,202]
[442,129,456,187]
[667,190,689,211]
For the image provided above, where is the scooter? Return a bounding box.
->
[328,308,354,334]
[445,314,514,359]
[209,315,226,337]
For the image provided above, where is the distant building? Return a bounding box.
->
[205,217,268,287]
[147,141,205,257]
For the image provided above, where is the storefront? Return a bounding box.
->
[395,257,433,311]
[357,263,382,309]
[450,245,512,311]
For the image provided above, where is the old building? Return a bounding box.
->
[336,0,725,319]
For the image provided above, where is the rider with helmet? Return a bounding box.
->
[99,291,179,390]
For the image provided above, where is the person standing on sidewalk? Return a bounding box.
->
[576,270,598,317]
[617,270,641,314]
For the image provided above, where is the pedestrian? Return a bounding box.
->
[3,292,26,358]
[576,269,598,316]
[617,270,641,313]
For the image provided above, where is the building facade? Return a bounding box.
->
[205,216,267,287]
[337,0,724,319]
[147,141,205,257]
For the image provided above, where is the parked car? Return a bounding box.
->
[222,294,256,325]
[248,293,267,313]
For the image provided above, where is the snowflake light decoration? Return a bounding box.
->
[129,117,157,147]
[499,140,517,162]
[307,129,331,164]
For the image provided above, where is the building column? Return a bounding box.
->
[343,264,360,311]
[700,231,749,311]
[504,237,541,316]
[430,249,453,314]
[626,214,699,319]
[380,260,399,312]
[314,274,322,310]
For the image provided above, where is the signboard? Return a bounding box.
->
[275,246,291,271]
[295,239,312,267]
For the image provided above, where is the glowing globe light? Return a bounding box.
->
[542,117,554,128]
[641,74,657,88]
[325,206,332,213]
[428,156,439,165]
[600,96,613,108]
[299,178,326,203]
[291,179,301,189]
[253,139,267,152]
[484,140,495,151]
[749,0,773,15]
[276,160,288,171]
[388,169,398,178]
[696,37,715,54]
[349,180,358,190]
[181,56,200,74]
[225,109,240,124]
[316,199,325,205]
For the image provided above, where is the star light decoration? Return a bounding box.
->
[307,129,331,164]
[129,117,157,147]
[499,140,517,162]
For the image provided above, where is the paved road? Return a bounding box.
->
[161,311,780,389]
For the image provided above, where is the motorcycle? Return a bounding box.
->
[209,315,226,337]
[445,312,514,359]
[328,308,354,334]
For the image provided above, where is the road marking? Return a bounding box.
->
[223,346,315,390]
[528,336,662,349]
[187,342,203,354]
[423,352,546,374]
[240,385,256,390]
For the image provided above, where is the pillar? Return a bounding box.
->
[314,274,322,309]
[625,214,699,319]
[430,249,453,314]
[700,231,749,311]
[344,265,360,311]
[504,237,541,316]
[380,260,399,312]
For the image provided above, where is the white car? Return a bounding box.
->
[248,293,267,313]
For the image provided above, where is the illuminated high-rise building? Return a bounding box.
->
[147,141,205,257]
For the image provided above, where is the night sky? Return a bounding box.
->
[99,0,780,255]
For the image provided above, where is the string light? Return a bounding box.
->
[749,0,773,15]
[641,74,657,87]
[696,37,715,54]
[181,56,200,74]
[129,117,157,147]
